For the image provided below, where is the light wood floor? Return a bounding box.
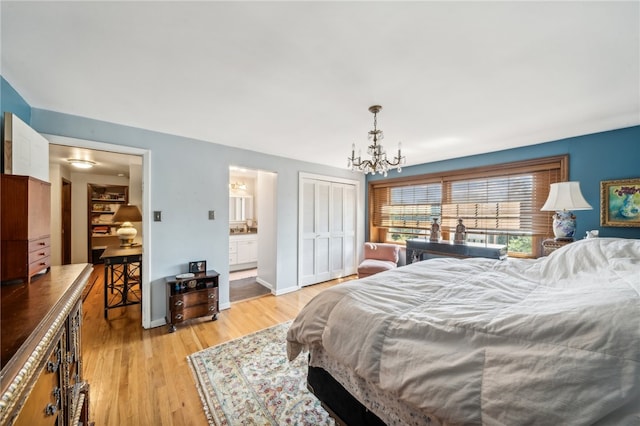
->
[82,265,355,425]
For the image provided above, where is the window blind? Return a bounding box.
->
[369,155,567,256]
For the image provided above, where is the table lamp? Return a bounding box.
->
[541,182,592,240]
[112,204,142,247]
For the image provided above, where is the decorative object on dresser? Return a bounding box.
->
[600,178,640,227]
[165,270,219,333]
[188,260,207,274]
[1,174,51,283]
[540,181,592,240]
[110,204,142,247]
[0,263,93,426]
[429,217,441,241]
[454,218,467,244]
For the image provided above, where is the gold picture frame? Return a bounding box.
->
[600,178,640,227]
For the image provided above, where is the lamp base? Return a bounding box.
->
[552,210,577,240]
[117,222,137,247]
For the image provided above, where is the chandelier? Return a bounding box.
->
[348,105,405,176]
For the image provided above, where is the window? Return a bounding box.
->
[369,155,568,257]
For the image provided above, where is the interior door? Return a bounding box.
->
[300,179,331,286]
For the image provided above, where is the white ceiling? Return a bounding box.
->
[2,1,639,170]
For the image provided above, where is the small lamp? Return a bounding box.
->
[112,205,142,247]
[541,182,592,240]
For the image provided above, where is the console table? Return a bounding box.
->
[406,239,507,264]
[100,245,142,319]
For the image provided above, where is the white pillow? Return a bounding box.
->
[540,237,640,282]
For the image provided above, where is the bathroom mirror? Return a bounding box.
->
[229,195,253,221]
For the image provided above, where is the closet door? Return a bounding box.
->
[299,175,357,286]
[300,179,331,286]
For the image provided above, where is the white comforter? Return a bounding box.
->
[287,238,640,425]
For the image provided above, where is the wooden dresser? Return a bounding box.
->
[1,174,51,283]
[0,263,92,426]
[165,271,219,332]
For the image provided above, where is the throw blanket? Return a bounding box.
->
[287,238,640,425]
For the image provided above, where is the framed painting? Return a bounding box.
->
[600,178,640,227]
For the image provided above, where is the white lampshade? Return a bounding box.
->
[541,182,592,211]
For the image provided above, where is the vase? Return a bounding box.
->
[619,193,639,219]
[553,211,576,239]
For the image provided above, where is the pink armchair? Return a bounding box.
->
[357,242,401,278]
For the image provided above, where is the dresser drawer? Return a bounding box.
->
[171,303,218,323]
[29,244,51,263]
[170,288,217,312]
[29,256,51,276]
[29,236,51,253]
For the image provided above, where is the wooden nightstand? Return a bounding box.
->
[165,270,219,332]
[542,238,573,256]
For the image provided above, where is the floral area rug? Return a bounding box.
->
[187,321,334,425]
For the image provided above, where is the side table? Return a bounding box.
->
[165,270,219,332]
[100,245,142,319]
[541,238,573,256]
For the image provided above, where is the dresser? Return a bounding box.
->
[406,239,507,264]
[1,174,51,283]
[165,271,219,332]
[0,263,92,426]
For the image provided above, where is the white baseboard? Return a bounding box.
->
[256,276,274,291]
[274,285,300,296]
[149,318,167,329]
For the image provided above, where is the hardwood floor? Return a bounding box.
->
[82,265,355,425]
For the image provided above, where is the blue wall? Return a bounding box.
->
[368,126,640,240]
[1,76,31,125]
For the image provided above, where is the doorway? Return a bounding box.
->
[228,166,277,301]
[46,135,151,328]
[61,178,72,265]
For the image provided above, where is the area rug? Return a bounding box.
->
[187,321,334,425]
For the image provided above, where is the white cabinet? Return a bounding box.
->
[229,234,258,270]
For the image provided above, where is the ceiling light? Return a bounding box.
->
[68,159,95,169]
[348,105,405,177]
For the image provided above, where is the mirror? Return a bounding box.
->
[230,195,253,221]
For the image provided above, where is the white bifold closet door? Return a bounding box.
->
[300,175,357,287]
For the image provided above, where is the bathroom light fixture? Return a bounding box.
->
[541,181,592,240]
[348,105,405,176]
[229,182,247,191]
[67,159,95,169]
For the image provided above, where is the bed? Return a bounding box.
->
[287,237,640,425]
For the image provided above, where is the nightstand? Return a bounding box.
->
[541,238,572,256]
